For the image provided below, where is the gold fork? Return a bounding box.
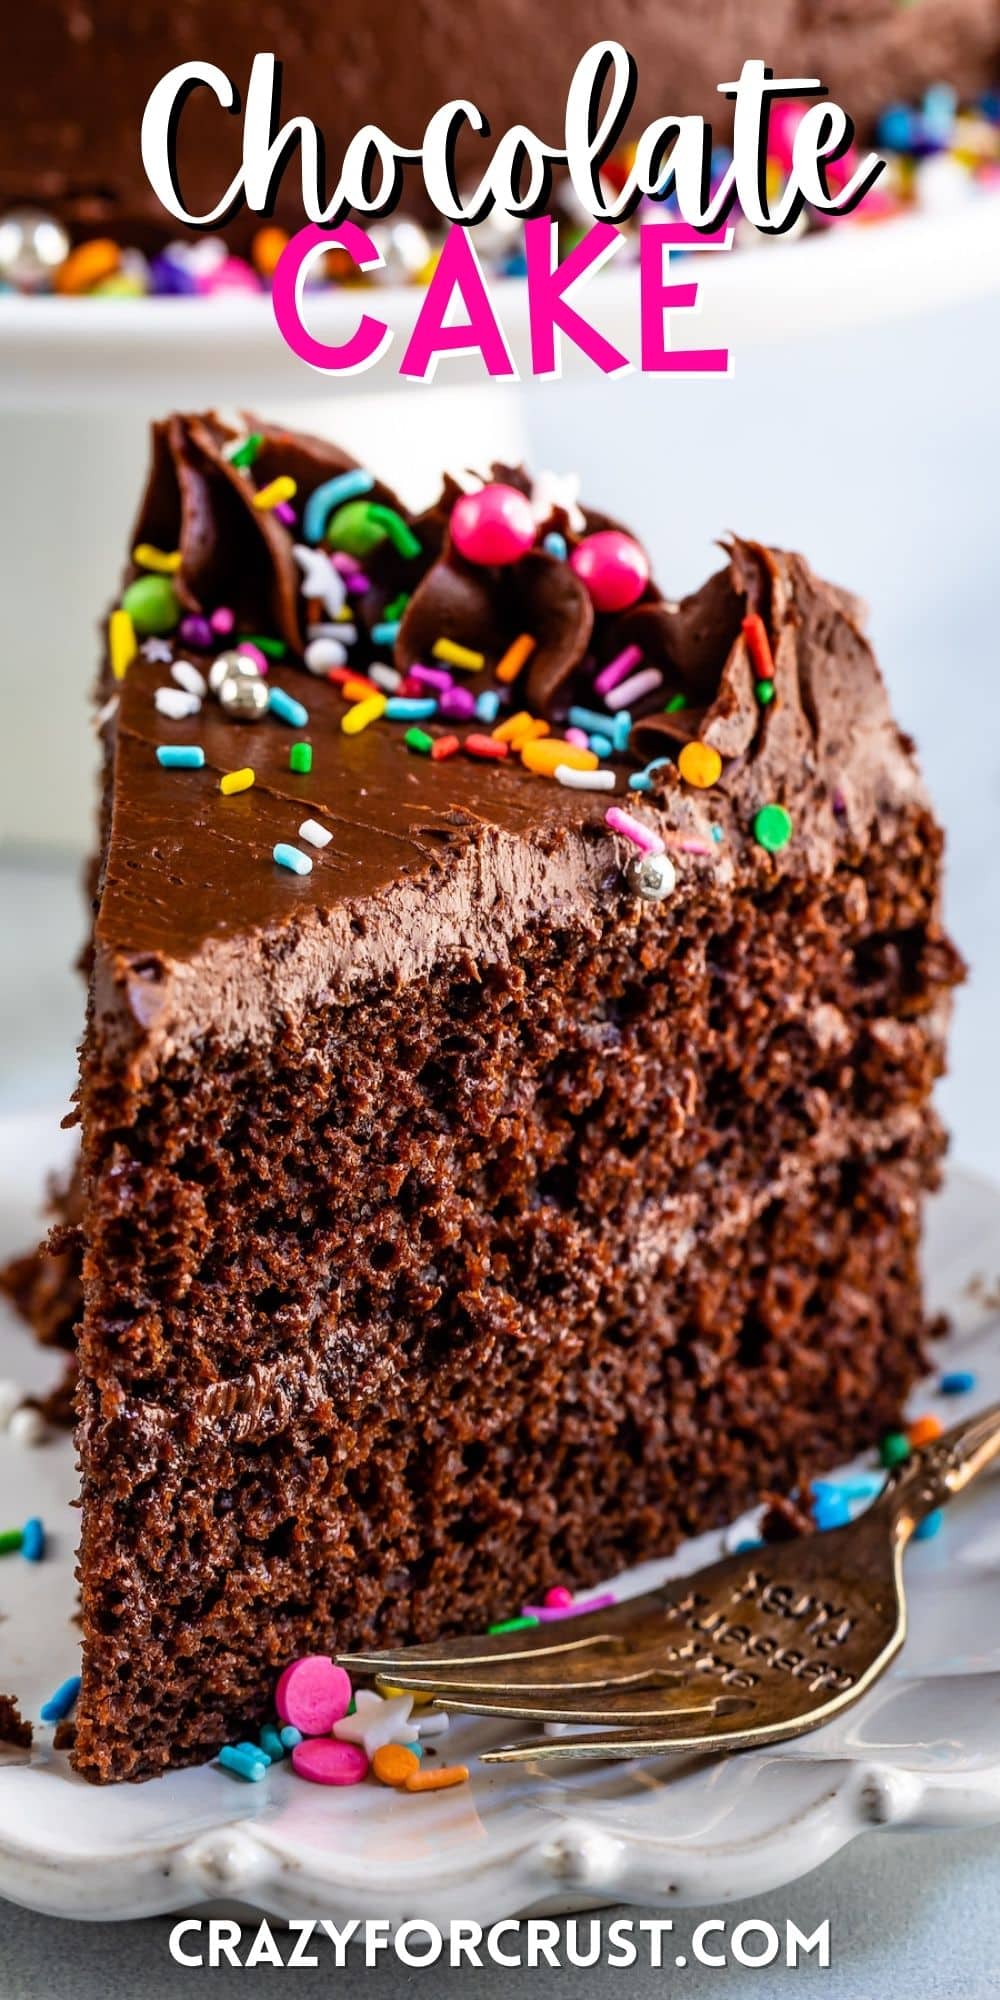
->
[341,1401,1000,1764]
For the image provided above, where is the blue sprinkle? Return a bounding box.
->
[733,1537,762,1554]
[611,712,632,755]
[939,1370,976,1396]
[876,103,916,152]
[915,1508,944,1542]
[20,1516,45,1563]
[279,1725,302,1749]
[543,532,567,560]
[568,705,612,737]
[588,733,613,759]
[303,469,375,545]
[385,697,438,722]
[273,843,313,877]
[236,1739,271,1764]
[40,1674,81,1723]
[218,1744,267,1782]
[812,1485,852,1532]
[268,687,309,728]
[629,756,671,794]
[838,1473,885,1503]
[259,1724,286,1761]
[156,745,205,769]
[710,824,724,843]
[371,621,401,646]
[404,1740,425,1760]
[475,690,501,725]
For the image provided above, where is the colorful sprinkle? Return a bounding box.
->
[433,638,485,672]
[496,633,537,685]
[409,663,453,692]
[171,660,207,698]
[555,766,616,791]
[132,543,182,574]
[605,668,663,712]
[664,693,687,713]
[594,646,643,699]
[220,767,255,795]
[753,803,793,852]
[109,608,137,681]
[276,1655,352,1735]
[273,843,313,876]
[431,734,460,761]
[212,608,237,637]
[742,610,775,680]
[880,1430,911,1468]
[19,1516,45,1562]
[369,663,402,693]
[914,1509,944,1541]
[155,687,201,720]
[403,1763,470,1794]
[589,733,614,759]
[386,697,437,722]
[279,1725,303,1749]
[366,505,422,559]
[475,689,502,725]
[227,432,264,469]
[342,693,387,735]
[907,1413,943,1447]
[0,1528,22,1555]
[605,805,664,856]
[236,642,269,674]
[629,757,671,794]
[488,1615,538,1635]
[543,532,568,559]
[156,745,205,769]
[678,741,723,789]
[299,819,332,848]
[292,1737,369,1786]
[267,686,309,728]
[259,1724,287,1762]
[372,1743,421,1788]
[289,742,313,774]
[439,685,477,720]
[122,574,181,637]
[405,727,434,755]
[40,1675,81,1724]
[939,1370,976,1395]
[303,471,375,545]
[522,739,598,777]
[756,678,776,706]
[465,733,508,761]
[253,475,297,511]
[372,621,401,646]
[218,1744,267,1782]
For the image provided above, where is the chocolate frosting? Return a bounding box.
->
[94,412,928,1068]
[4,3,999,241]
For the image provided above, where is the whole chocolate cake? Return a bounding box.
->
[5,1,1000,244]
[30,413,961,1782]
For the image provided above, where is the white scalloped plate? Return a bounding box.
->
[1,1108,999,1922]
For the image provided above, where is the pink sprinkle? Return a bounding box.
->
[594,645,643,699]
[564,727,590,751]
[409,663,454,692]
[210,606,235,636]
[331,553,355,575]
[545,1586,574,1608]
[605,667,663,713]
[275,1655,352,1735]
[291,1738,369,1787]
[346,572,370,596]
[237,642,268,674]
[605,805,664,856]
[674,837,715,856]
[274,501,297,527]
[522,1592,619,1623]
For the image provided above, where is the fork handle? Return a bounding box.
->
[880,1399,1000,1539]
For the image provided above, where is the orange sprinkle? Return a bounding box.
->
[521,738,598,777]
[907,1414,943,1448]
[493,710,549,748]
[742,611,775,681]
[55,237,120,295]
[372,1743,420,1787]
[403,1763,470,1794]
[342,675,381,701]
[496,634,537,684]
[252,224,289,278]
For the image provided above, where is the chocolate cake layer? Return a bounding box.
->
[5,3,1000,241]
[36,413,962,1781]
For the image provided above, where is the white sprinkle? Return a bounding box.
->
[414,1709,450,1738]
[604,668,664,712]
[299,819,333,849]
[369,663,402,694]
[0,1380,23,1427]
[8,1406,45,1448]
[94,694,119,733]
[310,620,357,645]
[171,660,208,698]
[304,636,348,675]
[141,637,173,664]
[294,543,346,618]
[555,765,616,792]
[155,686,202,720]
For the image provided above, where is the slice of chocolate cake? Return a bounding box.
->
[64,413,960,1781]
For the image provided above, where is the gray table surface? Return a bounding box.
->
[2,853,998,1999]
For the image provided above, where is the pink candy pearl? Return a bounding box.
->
[291,1737,369,1787]
[570,532,650,613]
[451,484,536,567]
[544,1586,574,1609]
[275,1655,352,1735]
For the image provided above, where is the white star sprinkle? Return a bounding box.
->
[293,544,346,619]
[332,1690,415,1757]
[530,470,586,534]
[141,638,173,663]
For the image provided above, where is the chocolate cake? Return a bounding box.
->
[5,1,999,245]
[33,413,961,1783]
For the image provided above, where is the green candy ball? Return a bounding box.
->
[753,802,792,853]
[122,573,180,636]
[325,501,387,558]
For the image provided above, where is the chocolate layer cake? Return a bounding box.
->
[40,413,961,1782]
[5,1,999,244]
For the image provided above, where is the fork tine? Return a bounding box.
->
[414,1684,755,1725]
[339,1594,661,1684]
[480,1708,764,1764]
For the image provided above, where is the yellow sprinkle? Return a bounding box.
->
[380,1682,435,1706]
[132,543,182,574]
[109,608,137,681]
[496,633,537,684]
[342,693,387,735]
[252,476,297,511]
[220,768,255,796]
[521,738,598,777]
[433,638,485,672]
[677,741,723,789]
